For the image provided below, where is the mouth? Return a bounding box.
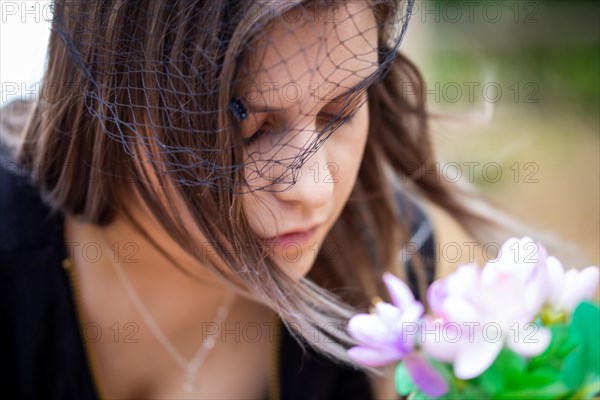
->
[264,224,321,248]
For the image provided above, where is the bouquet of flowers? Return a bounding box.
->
[347,237,600,399]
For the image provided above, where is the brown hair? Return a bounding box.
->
[10,0,493,369]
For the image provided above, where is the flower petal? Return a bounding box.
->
[427,280,447,316]
[347,314,397,345]
[442,296,482,324]
[559,266,600,311]
[445,263,480,301]
[454,334,503,380]
[347,345,404,367]
[485,237,541,284]
[374,301,402,322]
[523,255,549,313]
[398,303,425,326]
[419,320,461,363]
[506,326,551,357]
[383,272,419,311]
[404,352,449,397]
[545,256,565,306]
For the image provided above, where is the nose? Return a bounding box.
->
[272,132,334,210]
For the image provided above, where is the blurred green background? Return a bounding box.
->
[402,0,599,266]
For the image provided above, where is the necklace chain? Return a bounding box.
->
[110,259,235,394]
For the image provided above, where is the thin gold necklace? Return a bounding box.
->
[110,258,235,394]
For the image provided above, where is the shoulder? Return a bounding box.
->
[0,144,96,399]
[0,142,69,331]
[0,142,68,303]
[0,143,64,253]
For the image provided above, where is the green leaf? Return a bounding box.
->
[498,381,571,399]
[477,347,527,395]
[564,301,600,391]
[518,366,562,388]
[407,391,434,400]
[561,342,585,389]
[571,302,600,375]
[454,383,489,399]
[529,323,575,370]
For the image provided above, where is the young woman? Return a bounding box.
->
[1,0,493,398]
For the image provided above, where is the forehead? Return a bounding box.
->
[239,2,379,107]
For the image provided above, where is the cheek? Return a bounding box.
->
[329,104,370,190]
[352,105,370,154]
[240,191,273,236]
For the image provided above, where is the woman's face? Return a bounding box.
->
[240,2,378,278]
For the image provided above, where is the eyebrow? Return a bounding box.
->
[243,75,373,114]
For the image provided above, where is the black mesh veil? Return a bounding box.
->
[50,0,415,194]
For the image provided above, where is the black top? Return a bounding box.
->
[0,156,436,400]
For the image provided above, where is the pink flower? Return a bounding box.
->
[347,272,424,367]
[545,256,599,313]
[421,237,552,380]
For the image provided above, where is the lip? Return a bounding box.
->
[265,225,320,248]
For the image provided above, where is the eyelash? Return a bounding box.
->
[244,109,359,145]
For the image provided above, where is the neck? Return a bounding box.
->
[63,186,244,321]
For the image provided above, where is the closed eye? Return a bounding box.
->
[318,109,360,130]
[244,118,276,145]
[243,91,367,146]
[244,110,359,146]
[314,90,366,133]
